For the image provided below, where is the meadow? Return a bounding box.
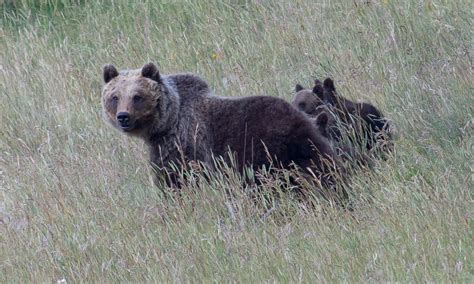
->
[1,0,473,282]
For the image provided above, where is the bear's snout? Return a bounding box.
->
[117,112,133,130]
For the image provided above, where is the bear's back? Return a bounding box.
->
[165,73,211,101]
[205,95,333,171]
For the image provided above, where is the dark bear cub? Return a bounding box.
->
[320,78,391,150]
[101,63,343,194]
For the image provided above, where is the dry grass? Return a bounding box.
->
[1,0,473,282]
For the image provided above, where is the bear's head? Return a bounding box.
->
[291,80,325,115]
[321,77,343,107]
[101,62,168,137]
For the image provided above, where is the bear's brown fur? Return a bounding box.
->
[101,63,341,190]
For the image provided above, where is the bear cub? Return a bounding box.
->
[101,63,340,189]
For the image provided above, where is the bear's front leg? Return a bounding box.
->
[151,162,184,189]
[149,141,190,193]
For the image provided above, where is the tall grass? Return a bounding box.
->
[1,0,472,282]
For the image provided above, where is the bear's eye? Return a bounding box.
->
[133,95,143,104]
[111,95,119,102]
[298,102,306,110]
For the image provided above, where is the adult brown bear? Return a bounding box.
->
[101,63,341,192]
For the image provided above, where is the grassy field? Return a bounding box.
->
[1,0,473,282]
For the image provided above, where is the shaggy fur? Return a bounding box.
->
[101,63,340,190]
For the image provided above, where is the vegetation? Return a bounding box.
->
[1,0,472,282]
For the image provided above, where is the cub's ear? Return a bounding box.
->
[315,112,329,127]
[312,84,324,100]
[141,62,161,83]
[295,84,304,92]
[323,78,335,92]
[103,64,119,83]
[314,79,322,86]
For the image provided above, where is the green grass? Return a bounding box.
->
[1,0,473,282]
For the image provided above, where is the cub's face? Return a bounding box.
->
[291,83,325,115]
[292,78,342,114]
[101,64,160,135]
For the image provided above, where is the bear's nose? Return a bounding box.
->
[117,112,130,124]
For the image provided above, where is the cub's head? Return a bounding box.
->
[291,80,325,115]
[101,62,165,136]
[321,77,342,107]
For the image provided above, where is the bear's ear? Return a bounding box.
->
[314,79,322,86]
[323,78,335,92]
[103,64,119,83]
[141,62,161,83]
[295,84,304,92]
[312,84,324,100]
[316,112,329,127]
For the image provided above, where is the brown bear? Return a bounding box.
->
[320,78,391,150]
[101,63,341,191]
[292,78,392,153]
